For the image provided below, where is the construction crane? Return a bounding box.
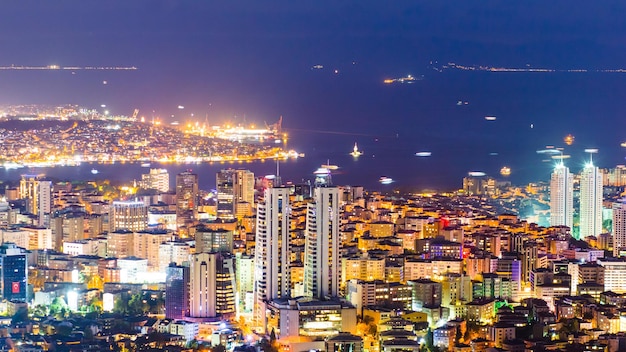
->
[131,109,139,120]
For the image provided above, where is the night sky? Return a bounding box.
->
[1,1,626,188]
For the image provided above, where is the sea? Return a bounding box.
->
[1,67,626,192]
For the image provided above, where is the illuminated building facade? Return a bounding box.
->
[579,163,603,238]
[0,243,28,302]
[216,169,255,220]
[613,200,626,256]
[165,263,190,320]
[254,187,292,331]
[265,297,357,339]
[195,227,234,253]
[549,164,574,229]
[110,201,148,232]
[176,172,198,236]
[189,252,235,318]
[141,168,170,193]
[304,186,341,298]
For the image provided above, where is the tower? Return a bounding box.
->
[176,172,199,236]
[549,163,574,229]
[38,180,52,227]
[613,200,626,256]
[253,187,292,331]
[579,161,603,239]
[0,243,28,302]
[303,186,341,299]
[189,252,235,318]
[216,169,255,220]
[165,263,190,319]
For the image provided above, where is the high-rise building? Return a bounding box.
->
[189,252,236,318]
[37,180,52,227]
[0,243,28,302]
[18,175,52,222]
[235,253,255,314]
[254,187,292,328]
[579,163,603,238]
[216,169,255,220]
[141,168,170,193]
[19,174,41,214]
[165,263,190,320]
[110,201,148,232]
[550,163,574,229]
[176,172,198,236]
[612,200,626,256]
[303,186,341,299]
[195,227,234,253]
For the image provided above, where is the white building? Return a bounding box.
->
[304,187,341,299]
[579,164,603,238]
[110,201,148,232]
[613,200,626,256]
[598,259,626,294]
[254,187,293,331]
[550,163,574,229]
[63,239,102,256]
[0,229,29,249]
[158,241,191,272]
[189,252,235,318]
[37,181,52,227]
[141,168,170,193]
[235,252,255,314]
[169,320,199,342]
[118,257,148,283]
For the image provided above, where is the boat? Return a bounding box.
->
[500,167,511,177]
[141,163,151,168]
[485,116,497,121]
[415,151,432,157]
[379,176,394,185]
[91,168,99,175]
[350,143,363,157]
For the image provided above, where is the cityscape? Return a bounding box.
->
[1,2,626,352]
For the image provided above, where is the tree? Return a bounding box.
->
[11,307,28,324]
[424,327,434,351]
[455,326,462,344]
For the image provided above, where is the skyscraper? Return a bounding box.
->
[612,200,626,256]
[216,170,235,219]
[165,263,190,320]
[253,187,292,329]
[38,180,52,227]
[176,172,198,236]
[550,163,574,229]
[216,169,255,219]
[19,175,51,221]
[19,174,42,214]
[189,252,235,318]
[0,243,28,302]
[579,163,603,238]
[303,186,341,299]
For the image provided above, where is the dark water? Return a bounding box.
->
[1,69,626,191]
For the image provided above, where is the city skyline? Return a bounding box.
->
[1,2,626,352]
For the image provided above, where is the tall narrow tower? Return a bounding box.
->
[579,157,603,239]
[176,171,198,236]
[550,163,574,229]
[303,186,341,299]
[216,169,255,219]
[189,252,235,318]
[253,187,292,332]
[612,200,626,256]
